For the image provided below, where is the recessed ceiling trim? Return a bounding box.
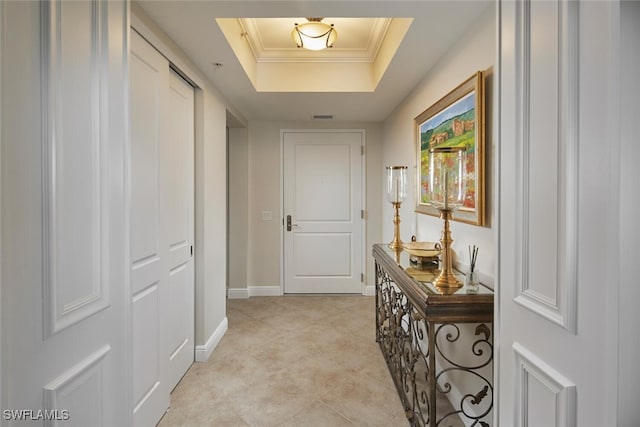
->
[136,0,492,120]
[367,17,392,63]
[237,18,262,60]
[216,16,413,92]
[257,50,380,64]
[238,17,394,63]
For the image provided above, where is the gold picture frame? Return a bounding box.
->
[415,71,485,225]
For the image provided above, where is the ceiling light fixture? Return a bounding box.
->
[291,18,337,51]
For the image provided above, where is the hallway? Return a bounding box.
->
[1,1,637,425]
[158,296,406,426]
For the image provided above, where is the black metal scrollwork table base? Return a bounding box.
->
[373,244,494,427]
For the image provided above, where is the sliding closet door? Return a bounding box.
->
[130,29,170,426]
[161,69,195,391]
[130,30,194,426]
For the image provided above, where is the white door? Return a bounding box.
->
[283,130,363,294]
[130,30,194,426]
[498,1,618,425]
[162,69,195,391]
[1,1,130,425]
[130,30,170,426]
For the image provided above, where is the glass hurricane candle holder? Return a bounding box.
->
[386,166,408,249]
[428,147,466,289]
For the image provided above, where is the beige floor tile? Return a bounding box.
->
[161,295,467,427]
[225,378,309,427]
[279,400,356,427]
[382,403,412,427]
[276,355,357,400]
[158,397,249,427]
[198,351,276,398]
[319,371,403,427]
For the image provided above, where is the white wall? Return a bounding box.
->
[382,4,495,286]
[243,120,383,291]
[618,1,640,424]
[196,89,228,347]
[132,3,233,351]
[228,127,249,292]
[381,6,495,421]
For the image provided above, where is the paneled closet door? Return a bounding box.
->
[130,29,170,427]
[1,1,130,425]
[499,1,617,426]
[161,69,195,393]
[130,30,194,426]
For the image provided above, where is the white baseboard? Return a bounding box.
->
[248,286,282,297]
[229,285,380,297]
[195,317,228,362]
[227,286,282,298]
[227,288,249,299]
[362,285,375,296]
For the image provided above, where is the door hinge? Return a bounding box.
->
[190,245,193,257]
[361,145,364,155]
[361,209,365,219]
[360,273,364,282]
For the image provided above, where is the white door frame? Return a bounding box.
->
[493,3,501,425]
[0,0,4,411]
[279,129,367,295]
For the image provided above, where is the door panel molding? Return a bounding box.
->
[132,283,162,422]
[513,0,578,333]
[513,343,576,427]
[43,345,111,427]
[42,0,110,337]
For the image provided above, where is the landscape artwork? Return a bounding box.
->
[415,71,485,225]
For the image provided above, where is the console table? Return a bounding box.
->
[373,244,494,427]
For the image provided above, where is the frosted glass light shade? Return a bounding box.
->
[428,147,466,210]
[291,19,337,51]
[386,166,408,203]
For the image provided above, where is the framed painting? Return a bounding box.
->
[415,71,485,225]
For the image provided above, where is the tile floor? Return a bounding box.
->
[157,296,457,427]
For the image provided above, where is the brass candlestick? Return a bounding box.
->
[434,208,461,289]
[389,201,403,249]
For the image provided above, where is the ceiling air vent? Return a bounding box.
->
[312,114,334,120]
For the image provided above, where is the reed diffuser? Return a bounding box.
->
[467,245,480,293]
